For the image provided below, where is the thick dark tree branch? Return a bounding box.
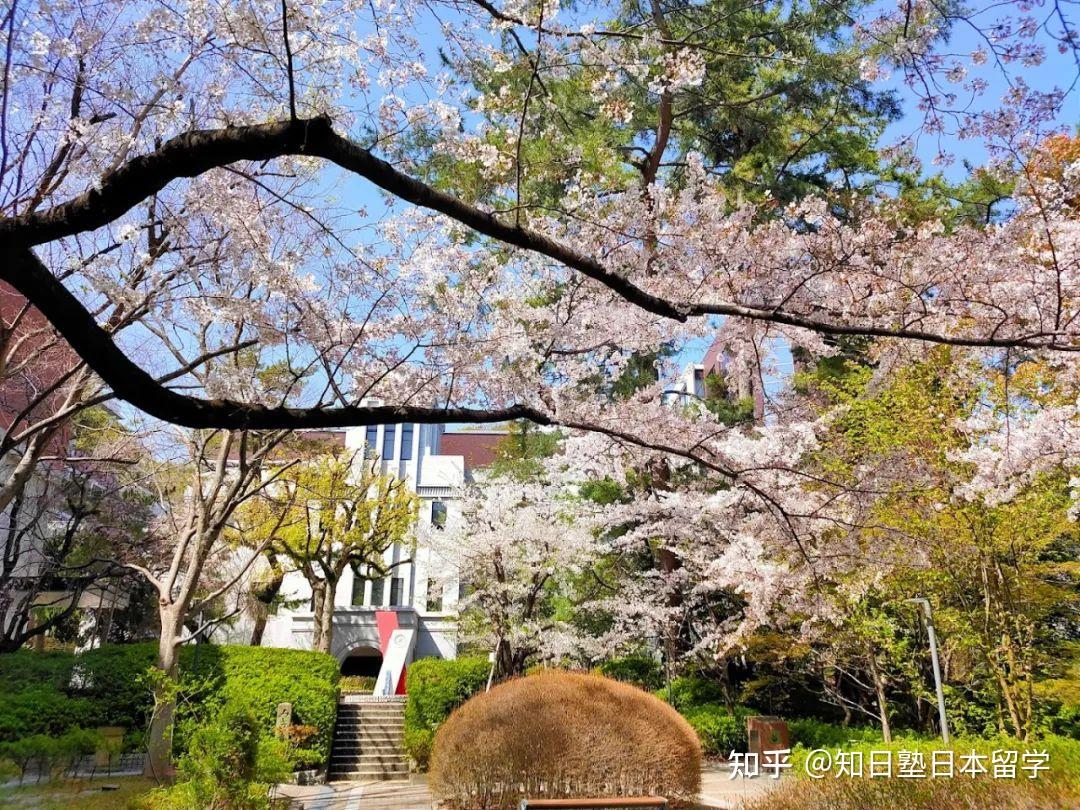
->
[0,250,755,503]
[4,245,549,429]
[3,116,1078,450]
[4,117,1076,351]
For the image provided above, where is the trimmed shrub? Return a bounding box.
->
[136,700,291,810]
[788,717,884,749]
[0,645,155,741]
[429,671,702,809]
[0,643,339,769]
[655,675,726,710]
[403,656,489,769]
[599,654,663,691]
[0,685,96,743]
[681,703,752,756]
[70,643,161,730]
[177,645,340,769]
[0,650,79,690]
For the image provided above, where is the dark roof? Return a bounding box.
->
[440,431,505,471]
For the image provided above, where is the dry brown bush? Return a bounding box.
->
[428,670,702,809]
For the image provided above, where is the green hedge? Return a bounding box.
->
[680,703,752,755]
[178,645,340,768]
[655,675,727,710]
[339,675,377,693]
[403,656,489,770]
[0,644,340,768]
[788,717,885,749]
[1043,701,1080,740]
[0,645,156,744]
[651,675,752,755]
[598,654,663,692]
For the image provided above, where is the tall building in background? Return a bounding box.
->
[0,284,130,651]
[240,422,505,694]
[664,337,765,421]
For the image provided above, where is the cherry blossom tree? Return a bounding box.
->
[433,473,602,677]
[126,426,299,778]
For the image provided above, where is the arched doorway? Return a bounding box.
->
[341,644,383,677]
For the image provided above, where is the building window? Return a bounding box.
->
[350,575,366,606]
[365,425,378,458]
[426,579,444,612]
[401,424,414,460]
[389,577,404,607]
[382,425,396,460]
[431,501,447,529]
[370,577,385,607]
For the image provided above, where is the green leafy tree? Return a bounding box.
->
[800,349,1080,740]
[422,0,898,211]
[241,451,420,655]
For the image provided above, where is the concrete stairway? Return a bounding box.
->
[328,698,409,782]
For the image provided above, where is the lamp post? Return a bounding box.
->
[905,597,950,743]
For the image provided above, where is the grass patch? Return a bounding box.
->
[0,776,157,809]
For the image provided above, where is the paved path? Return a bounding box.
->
[698,763,787,807]
[274,766,784,809]
[274,778,435,809]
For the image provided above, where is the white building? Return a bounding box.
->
[663,362,706,408]
[245,423,504,694]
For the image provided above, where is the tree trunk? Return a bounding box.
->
[719,659,736,715]
[869,654,892,743]
[495,637,522,679]
[250,612,269,647]
[313,581,336,655]
[991,657,1024,739]
[249,556,284,647]
[145,613,181,779]
[310,581,327,652]
[657,547,682,665]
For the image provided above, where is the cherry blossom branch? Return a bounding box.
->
[280,0,297,121]
[5,116,1077,353]
[7,236,550,429]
